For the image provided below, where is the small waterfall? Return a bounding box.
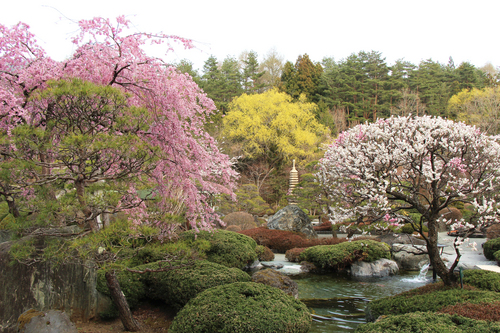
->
[401,263,431,283]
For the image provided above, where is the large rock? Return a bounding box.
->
[391,243,430,271]
[267,205,317,238]
[252,268,299,298]
[350,258,399,278]
[0,236,111,333]
[17,309,77,333]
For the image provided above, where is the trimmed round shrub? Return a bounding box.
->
[399,223,429,234]
[146,259,251,309]
[495,250,500,263]
[240,227,346,253]
[169,282,311,333]
[225,225,242,232]
[299,240,390,270]
[483,237,500,260]
[365,287,500,322]
[180,230,257,269]
[255,245,275,261]
[285,248,306,262]
[463,269,500,292]
[96,268,147,319]
[223,211,257,231]
[355,312,500,333]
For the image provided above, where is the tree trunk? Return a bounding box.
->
[426,219,458,286]
[105,270,141,332]
[6,196,20,218]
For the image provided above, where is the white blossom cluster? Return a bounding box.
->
[317,115,500,231]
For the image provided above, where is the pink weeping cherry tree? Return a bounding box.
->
[0,16,238,234]
[317,115,500,286]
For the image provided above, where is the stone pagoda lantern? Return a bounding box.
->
[288,159,299,204]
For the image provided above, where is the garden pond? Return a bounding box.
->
[260,254,433,332]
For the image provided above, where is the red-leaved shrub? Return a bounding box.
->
[239,227,347,253]
[285,248,306,262]
[438,301,500,322]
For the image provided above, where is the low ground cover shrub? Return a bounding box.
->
[483,237,500,260]
[255,245,274,261]
[355,312,500,333]
[146,259,251,309]
[180,230,257,269]
[365,286,500,321]
[463,269,500,292]
[438,301,500,322]
[239,227,346,253]
[299,240,390,270]
[168,282,311,333]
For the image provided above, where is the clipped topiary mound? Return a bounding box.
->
[484,238,500,260]
[146,259,251,309]
[365,287,500,322]
[96,268,147,318]
[169,282,311,333]
[285,248,306,262]
[463,269,500,292]
[223,211,257,231]
[240,227,346,253]
[255,245,275,261]
[180,230,257,269]
[355,312,500,333]
[299,240,390,270]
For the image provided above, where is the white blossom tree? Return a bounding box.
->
[317,115,500,285]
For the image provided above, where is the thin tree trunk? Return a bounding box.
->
[426,219,458,286]
[105,270,141,332]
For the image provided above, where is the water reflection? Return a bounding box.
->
[291,271,432,332]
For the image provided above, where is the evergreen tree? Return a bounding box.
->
[241,50,266,93]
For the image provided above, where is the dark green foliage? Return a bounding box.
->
[299,240,391,270]
[96,268,147,313]
[180,230,257,269]
[355,312,500,333]
[169,282,311,333]
[365,288,500,322]
[463,269,500,292]
[495,250,500,263]
[400,223,429,234]
[146,260,251,310]
[483,238,500,260]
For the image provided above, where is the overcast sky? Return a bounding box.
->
[1,0,498,72]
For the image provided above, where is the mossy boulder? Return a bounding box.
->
[355,312,500,333]
[299,240,390,270]
[251,268,299,299]
[169,282,311,333]
[146,259,251,309]
[180,230,257,269]
[483,238,500,260]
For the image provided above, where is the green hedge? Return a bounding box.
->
[355,312,500,333]
[169,282,311,333]
[180,230,257,269]
[146,260,251,309]
[483,238,500,260]
[463,269,500,292]
[299,240,390,270]
[365,288,500,322]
